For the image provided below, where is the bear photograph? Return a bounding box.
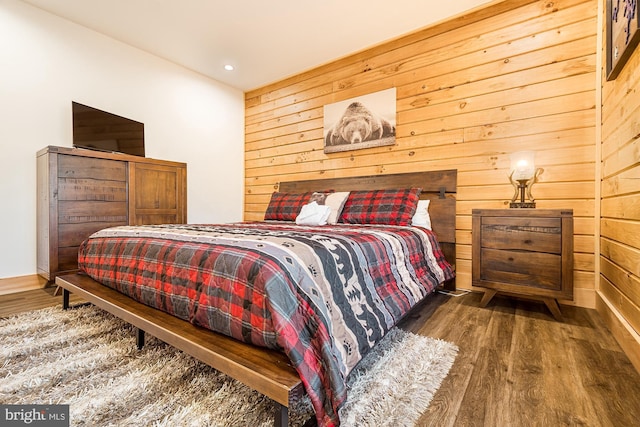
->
[323,88,396,153]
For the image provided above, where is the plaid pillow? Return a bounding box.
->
[339,188,422,226]
[264,192,315,221]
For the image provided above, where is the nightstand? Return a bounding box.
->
[472,209,573,320]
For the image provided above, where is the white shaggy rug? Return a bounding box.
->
[0,305,457,426]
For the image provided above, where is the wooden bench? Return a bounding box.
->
[56,273,308,427]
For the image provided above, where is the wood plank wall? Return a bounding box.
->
[244,0,598,308]
[599,0,640,367]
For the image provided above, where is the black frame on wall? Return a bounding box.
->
[606,0,640,81]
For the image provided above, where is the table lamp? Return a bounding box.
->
[509,151,542,208]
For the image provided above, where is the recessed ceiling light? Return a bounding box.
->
[224,64,234,71]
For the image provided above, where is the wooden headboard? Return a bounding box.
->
[278,169,457,289]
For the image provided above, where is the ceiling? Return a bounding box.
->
[21,0,494,91]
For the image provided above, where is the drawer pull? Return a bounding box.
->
[524,239,532,244]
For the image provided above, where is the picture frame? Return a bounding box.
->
[323,88,396,154]
[606,0,640,81]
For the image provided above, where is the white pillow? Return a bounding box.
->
[324,192,350,224]
[296,202,331,225]
[411,199,432,229]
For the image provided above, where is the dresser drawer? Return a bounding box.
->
[58,178,127,202]
[58,155,126,181]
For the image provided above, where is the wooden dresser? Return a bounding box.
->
[37,146,187,282]
[472,208,573,320]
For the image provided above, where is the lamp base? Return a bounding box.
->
[510,201,536,208]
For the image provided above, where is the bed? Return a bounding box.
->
[55,169,457,427]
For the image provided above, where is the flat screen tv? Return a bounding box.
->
[72,102,145,157]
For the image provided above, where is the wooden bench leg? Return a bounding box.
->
[274,402,288,427]
[62,288,70,310]
[136,328,145,350]
[60,288,91,310]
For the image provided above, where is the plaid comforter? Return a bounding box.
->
[78,222,454,426]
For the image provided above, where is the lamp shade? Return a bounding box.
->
[510,151,536,180]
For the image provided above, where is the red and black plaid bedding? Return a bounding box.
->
[77,221,454,426]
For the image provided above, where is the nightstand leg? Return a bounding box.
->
[543,298,564,321]
[480,290,497,307]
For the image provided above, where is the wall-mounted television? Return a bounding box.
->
[72,102,145,157]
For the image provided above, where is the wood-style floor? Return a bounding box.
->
[2,287,640,426]
[400,291,640,427]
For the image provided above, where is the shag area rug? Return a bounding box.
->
[1,305,458,426]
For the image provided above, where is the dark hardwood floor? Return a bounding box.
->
[2,286,639,426]
[399,291,640,427]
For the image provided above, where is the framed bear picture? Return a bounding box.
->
[323,88,396,154]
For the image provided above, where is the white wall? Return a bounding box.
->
[0,0,245,279]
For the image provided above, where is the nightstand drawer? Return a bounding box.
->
[480,216,561,253]
[480,248,562,290]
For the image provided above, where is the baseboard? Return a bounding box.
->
[0,274,49,296]
[596,292,640,374]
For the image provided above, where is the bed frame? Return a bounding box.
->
[56,169,457,426]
